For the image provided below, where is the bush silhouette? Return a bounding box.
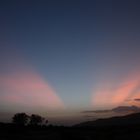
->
[12,113,29,126]
[45,119,49,125]
[30,114,45,125]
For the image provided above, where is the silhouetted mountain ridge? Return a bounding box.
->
[76,112,140,127]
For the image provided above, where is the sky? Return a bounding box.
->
[1,0,140,125]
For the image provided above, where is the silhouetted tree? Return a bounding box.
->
[30,114,45,125]
[12,113,29,126]
[45,120,49,125]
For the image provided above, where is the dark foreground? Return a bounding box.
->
[2,112,140,140]
[0,123,140,140]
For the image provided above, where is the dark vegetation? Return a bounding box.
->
[1,112,140,140]
[12,113,46,126]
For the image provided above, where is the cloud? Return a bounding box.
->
[0,70,65,112]
[134,98,140,101]
[82,106,140,116]
[91,72,140,108]
[112,105,140,113]
[82,110,111,114]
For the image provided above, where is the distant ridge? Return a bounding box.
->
[76,112,140,127]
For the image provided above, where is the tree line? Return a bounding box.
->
[12,113,48,126]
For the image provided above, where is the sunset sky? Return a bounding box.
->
[1,0,140,124]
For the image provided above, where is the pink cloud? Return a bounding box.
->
[0,70,65,111]
[91,73,140,109]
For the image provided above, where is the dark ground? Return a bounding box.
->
[2,112,140,140]
[0,123,140,140]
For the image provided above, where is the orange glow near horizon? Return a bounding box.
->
[91,73,140,109]
[0,70,65,112]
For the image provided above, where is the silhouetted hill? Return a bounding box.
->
[76,112,140,127]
